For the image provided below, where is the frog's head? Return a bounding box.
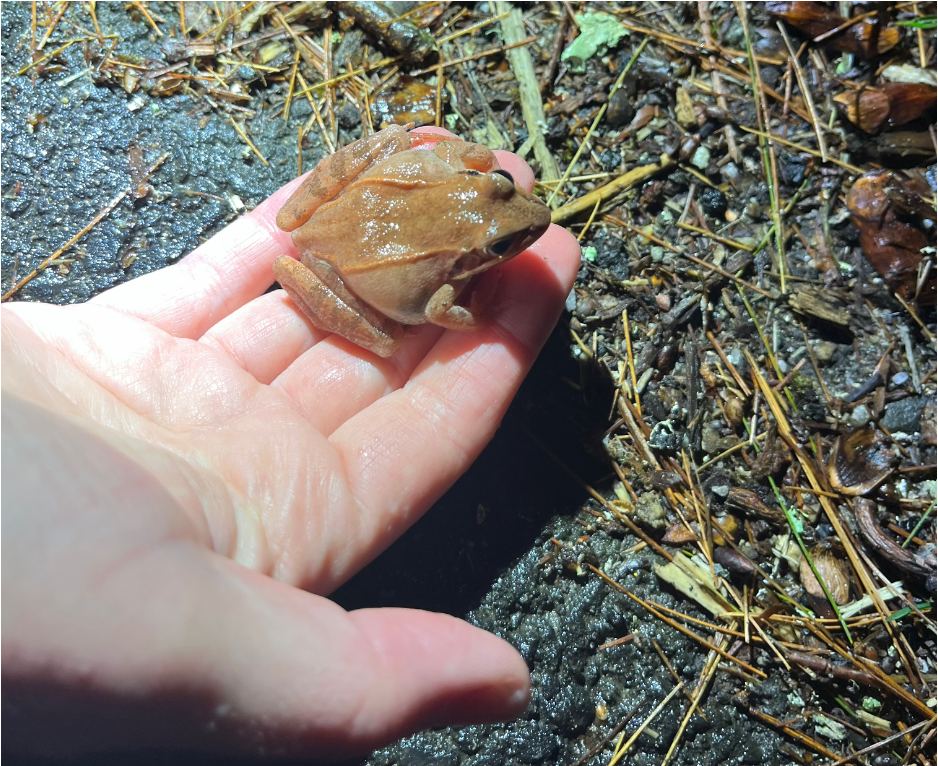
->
[446,168,551,281]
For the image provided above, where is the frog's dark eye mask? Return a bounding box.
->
[463,169,514,185]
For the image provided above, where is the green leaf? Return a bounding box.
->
[897,16,937,29]
[887,602,932,622]
[561,13,629,72]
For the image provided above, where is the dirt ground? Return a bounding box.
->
[2,2,935,765]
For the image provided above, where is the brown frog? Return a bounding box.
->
[274,125,551,357]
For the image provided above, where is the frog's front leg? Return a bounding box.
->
[424,283,487,331]
[273,255,404,357]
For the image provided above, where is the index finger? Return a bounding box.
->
[90,178,303,339]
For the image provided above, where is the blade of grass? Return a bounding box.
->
[768,475,852,641]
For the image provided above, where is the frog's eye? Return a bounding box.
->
[486,236,515,258]
[493,169,514,184]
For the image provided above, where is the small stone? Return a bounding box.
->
[565,289,577,313]
[721,162,740,184]
[850,405,871,427]
[711,484,730,498]
[814,341,838,364]
[599,149,621,170]
[882,396,926,434]
[702,426,735,455]
[691,145,711,170]
[777,359,789,374]
[890,371,910,388]
[606,88,635,128]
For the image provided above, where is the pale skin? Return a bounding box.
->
[1,127,580,760]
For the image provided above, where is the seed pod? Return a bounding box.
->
[725,395,746,427]
[656,344,678,372]
[800,545,850,616]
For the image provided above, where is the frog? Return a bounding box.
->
[274,125,551,357]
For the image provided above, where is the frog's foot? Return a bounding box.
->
[431,140,499,173]
[273,255,404,358]
[425,283,487,331]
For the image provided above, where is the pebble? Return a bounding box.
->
[691,145,711,170]
[891,371,910,387]
[850,405,871,427]
[814,341,838,364]
[882,396,926,434]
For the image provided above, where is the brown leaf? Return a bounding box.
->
[834,88,891,133]
[371,76,436,127]
[835,83,936,134]
[767,2,898,58]
[846,171,935,304]
[725,487,787,526]
[662,522,698,545]
[827,427,896,496]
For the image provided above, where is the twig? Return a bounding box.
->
[738,1,787,293]
[653,640,707,721]
[569,707,638,766]
[551,155,674,223]
[129,1,163,37]
[227,115,268,166]
[610,681,685,766]
[706,331,752,395]
[777,21,826,161]
[677,221,754,252]
[737,126,865,175]
[540,8,570,95]
[494,2,560,184]
[589,565,767,678]
[747,707,841,760]
[661,649,719,766]
[38,1,68,50]
[411,36,538,76]
[608,216,776,298]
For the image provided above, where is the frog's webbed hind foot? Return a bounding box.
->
[273,255,404,358]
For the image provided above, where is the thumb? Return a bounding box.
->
[195,560,531,759]
[6,545,530,760]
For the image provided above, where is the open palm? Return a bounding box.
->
[1,132,580,760]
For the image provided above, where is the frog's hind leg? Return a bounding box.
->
[273,254,404,358]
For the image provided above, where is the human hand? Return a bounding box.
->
[1,128,580,760]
